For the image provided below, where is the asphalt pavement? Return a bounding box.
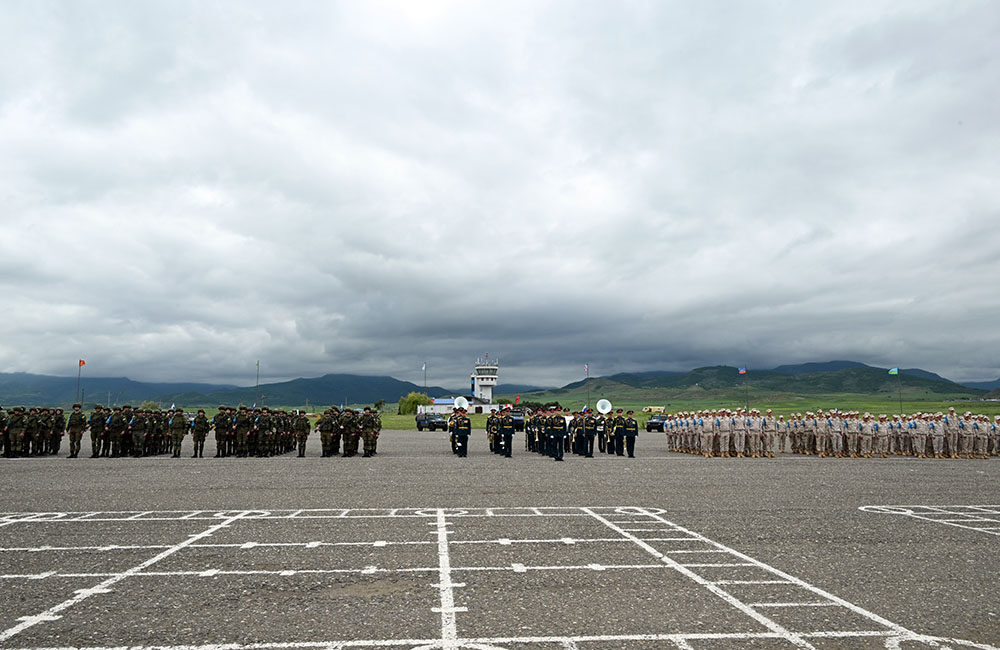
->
[0,429,997,649]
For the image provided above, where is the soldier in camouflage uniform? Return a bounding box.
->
[191,409,209,458]
[359,407,378,458]
[88,405,104,457]
[168,408,188,458]
[234,406,252,457]
[118,405,131,456]
[341,409,359,457]
[65,404,86,458]
[105,406,127,457]
[0,406,8,457]
[24,408,39,455]
[211,407,229,457]
[293,410,311,457]
[126,408,143,457]
[328,406,343,456]
[317,409,334,457]
[6,407,26,456]
[50,408,65,455]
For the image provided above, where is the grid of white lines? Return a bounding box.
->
[860,505,1000,536]
[0,507,995,650]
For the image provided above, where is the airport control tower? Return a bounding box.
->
[471,354,499,403]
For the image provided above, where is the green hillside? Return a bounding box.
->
[523,365,984,397]
[496,365,989,417]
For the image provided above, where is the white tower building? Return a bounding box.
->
[471,354,499,403]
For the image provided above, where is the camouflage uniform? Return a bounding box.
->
[294,411,311,457]
[168,409,188,458]
[50,408,66,455]
[211,407,230,457]
[6,407,25,456]
[191,411,210,458]
[341,411,359,457]
[87,407,104,457]
[234,407,252,457]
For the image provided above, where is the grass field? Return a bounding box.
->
[178,393,1000,431]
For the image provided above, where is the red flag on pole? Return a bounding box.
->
[79,360,86,367]
[514,395,520,404]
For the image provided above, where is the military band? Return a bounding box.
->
[450,406,641,461]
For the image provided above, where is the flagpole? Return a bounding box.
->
[255,360,260,408]
[897,372,903,418]
[586,363,590,412]
[744,364,749,414]
[424,363,427,390]
[76,362,82,403]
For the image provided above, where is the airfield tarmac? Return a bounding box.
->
[0,429,997,650]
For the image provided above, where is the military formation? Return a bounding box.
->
[455,407,640,460]
[0,403,380,459]
[313,406,382,458]
[664,407,1000,459]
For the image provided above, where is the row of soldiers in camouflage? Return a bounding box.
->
[0,404,315,459]
[0,405,70,456]
[313,407,382,457]
[475,408,640,461]
[664,407,1000,459]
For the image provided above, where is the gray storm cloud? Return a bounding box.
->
[1,0,997,388]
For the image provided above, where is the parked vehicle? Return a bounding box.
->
[416,413,449,431]
[646,412,667,432]
[509,407,526,431]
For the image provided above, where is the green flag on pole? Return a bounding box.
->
[888,367,899,375]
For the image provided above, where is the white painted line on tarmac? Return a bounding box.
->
[750,602,839,608]
[431,508,462,644]
[0,509,254,643]
[861,504,1000,536]
[581,507,816,649]
[14,630,997,650]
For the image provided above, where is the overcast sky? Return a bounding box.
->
[1,1,998,389]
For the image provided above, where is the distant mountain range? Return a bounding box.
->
[502,361,991,399]
[0,372,240,407]
[0,361,993,407]
[0,372,455,408]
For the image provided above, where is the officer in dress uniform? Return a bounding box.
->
[548,408,566,461]
[611,409,625,456]
[498,407,515,458]
[486,410,499,454]
[623,410,639,458]
[453,407,471,457]
[583,410,597,458]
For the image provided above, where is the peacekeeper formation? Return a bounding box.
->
[0,404,381,460]
[664,407,1000,459]
[448,406,641,461]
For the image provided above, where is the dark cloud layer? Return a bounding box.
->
[1,1,998,388]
